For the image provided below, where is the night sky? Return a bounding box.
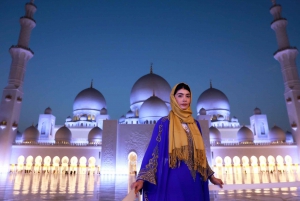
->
[0,0,300,132]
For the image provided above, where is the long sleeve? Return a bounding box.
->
[137,117,168,185]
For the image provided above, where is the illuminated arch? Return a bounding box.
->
[128,152,137,174]
[233,156,240,166]
[88,157,96,175]
[276,155,284,164]
[34,156,42,173]
[17,155,25,172]
[215,156,223,167]
[285,155,292,165]
[224,156,232,166]
[250,156,258,166]
[70,156,78,174]
[241,156,249,166]
[268,155,275,164]
[79,156,87,174]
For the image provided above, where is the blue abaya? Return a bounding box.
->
[137,116,214,201]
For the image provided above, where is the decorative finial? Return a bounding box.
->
[210,79,212,88]
[90,79,93,88]
[150,63,153,74]
[271,0,276,5]
[153,89,155,97]
[31,0,34,3]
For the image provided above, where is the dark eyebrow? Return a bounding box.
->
[176,92,190,96]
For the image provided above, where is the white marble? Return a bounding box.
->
[0,172,299,201]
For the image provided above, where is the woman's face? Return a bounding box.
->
[174,88,191,110]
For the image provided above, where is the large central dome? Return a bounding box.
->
[130,70,171,112]
[73,86,106,112]
[196,85,230,114]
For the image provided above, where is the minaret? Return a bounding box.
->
[0,0,36,170]
[270,1,300,161]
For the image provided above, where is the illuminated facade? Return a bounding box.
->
[0,0,299,175]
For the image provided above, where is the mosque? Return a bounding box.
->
[0,0,299,176]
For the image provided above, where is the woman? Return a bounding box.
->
[131,83,223,200]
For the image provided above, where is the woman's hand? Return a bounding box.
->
[131,180,144,194]
[209,175,224,188]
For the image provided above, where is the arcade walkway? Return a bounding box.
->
[0,172,299,200]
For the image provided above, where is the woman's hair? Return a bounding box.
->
[173,83,191,95]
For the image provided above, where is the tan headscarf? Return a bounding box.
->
[169,83,208,179]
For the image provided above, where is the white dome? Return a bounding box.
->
[231,116,238,122]
[199,108,206,115]
[55,126,72,143]
[196,86,230,114]
[209,126,221,143]
[44,107,52,114]
[130,71,171,112]
[254,107,261,115]
[73,86,106,112]
[66,116,72,122]
[100,108,107,115]
[22,125,39,142]
[269,126,286,142]
[88,127,102,142]
[237,126,254,143]
[119,115,125,123]
[126,110,135,118]
[139,96,169,120]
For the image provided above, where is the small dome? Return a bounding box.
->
[130,71,171,112]
[22,125,39,142]
[139,96,169,120]
[231,116,238,122]
[126,110,135,118]
[44,107,52,114]
[88,127,102,142]
[217,115,224,121]
[73,86,106,112]
[119,115,125,123]
[100,107,107,115]
[254,107,261,115]
[237,126,254,143]
[199,108,206,115]
[66,116,72,122]
[209,126,221,143]
[196,86,230,114]
[55,126,72,143]
[80,115,87,121]
[269,126,286,142]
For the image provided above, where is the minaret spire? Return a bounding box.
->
[210,80,212,88]
[150,63,153,74]
[91,79,93,88]
[0,0,37,170]
[270,2,300,161]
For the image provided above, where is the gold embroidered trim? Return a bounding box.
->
[137,145,159,185]
[137,117,167,185]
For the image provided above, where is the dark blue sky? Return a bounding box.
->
[1,0,300,132]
